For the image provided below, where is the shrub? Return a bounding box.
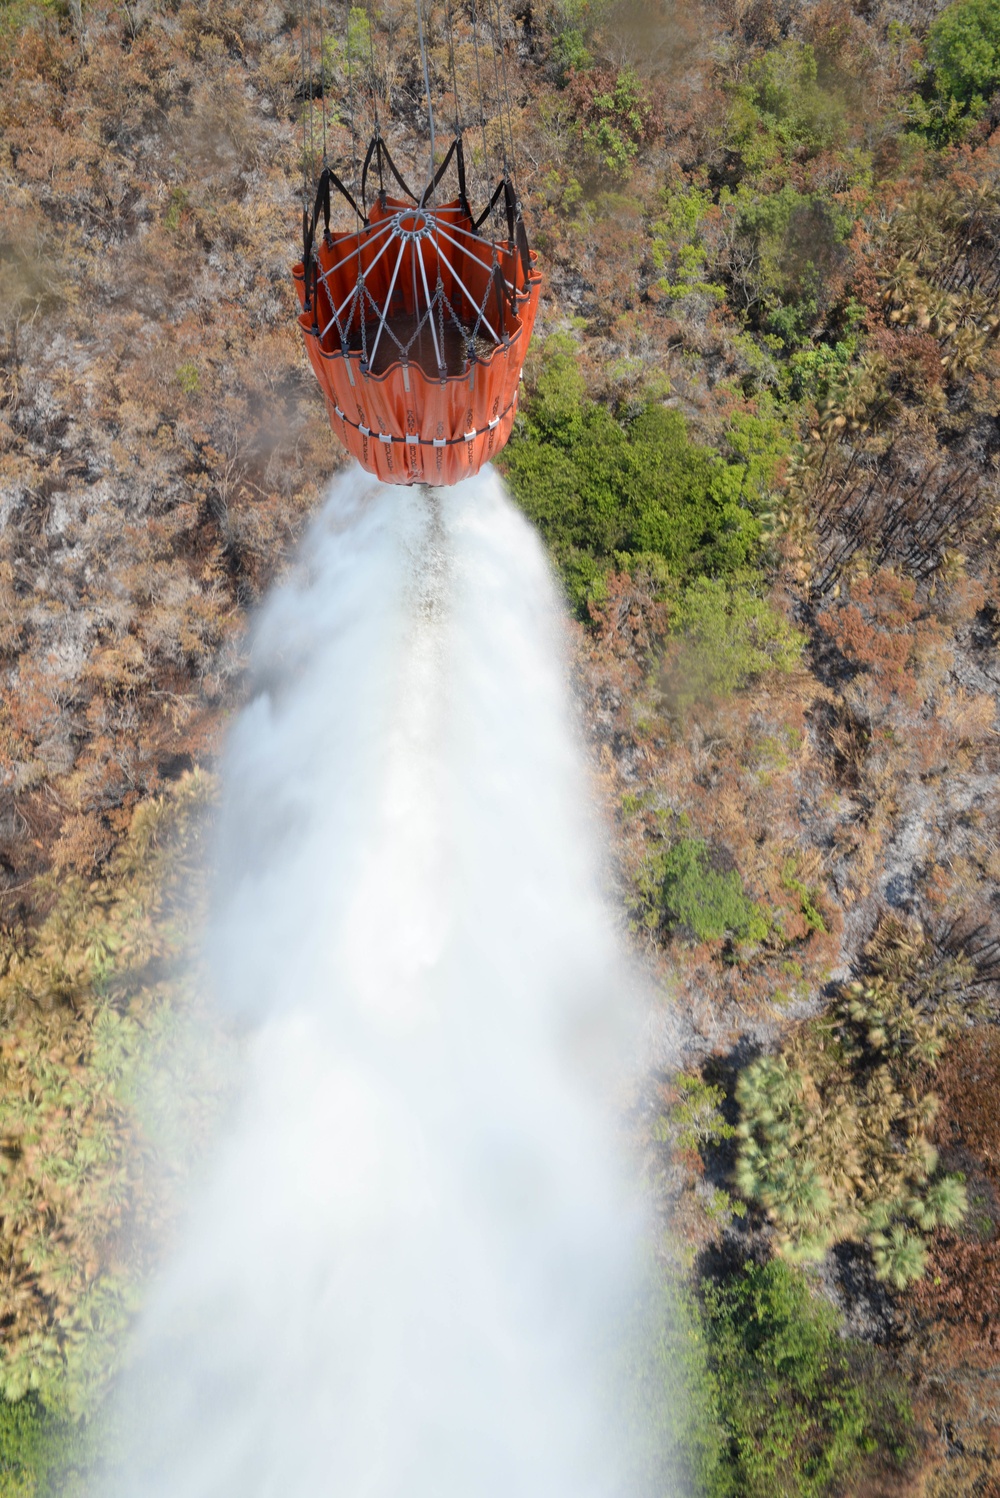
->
[658,1073,737,1153]
[553,26,592,79]
[725,41,848,177]
[321,6,372,88]
[0,1394,50,1497]
[923,0,1000,140]
[571,66,660,179]
[524,335,587,445]
[0,1392,106,1497]
[719,185,852,347]
[650,193,726,302]
[815,569,943,704]
[663,577,804,709]
[869,1225,928,1290]
[502,342,770,611]
[176,360,200,394]
[659,837,770,945]
[641,1281,730,1497]
[0,1,67,54]
[701,1259,913,1496]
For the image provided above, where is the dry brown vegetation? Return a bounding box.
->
[3,0,1000,1489]
[0,0,341,920]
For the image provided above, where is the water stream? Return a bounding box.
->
[108,466,647,1497]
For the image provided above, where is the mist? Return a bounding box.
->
[103,465,654,1497]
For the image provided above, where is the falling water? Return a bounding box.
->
[108,466,650,1498]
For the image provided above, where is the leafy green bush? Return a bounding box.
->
[664,577,804,709]
[176,360,200,394]
[785,336,858,404]
[719,185,853,348]
[638,1281,731,1498]
[780,861,826,935]
[0,0,66,31]
[579,67,655,177]
[0,0,74,65]
[553,26,592,79]
[922,0,1000,140]
[726,42,848,176]
[658,838,769,945]
[0,1392,108,1498]
[321,6,372,85]
[700,1260,913,1496]
[645,1263,912,1498]
[547,0,592,79]
[649,183,726,302]
[657,1073,737,1153]
[0,1395,50,1498]
[502,340,769,610]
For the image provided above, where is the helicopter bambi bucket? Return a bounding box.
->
[292,0,542,486]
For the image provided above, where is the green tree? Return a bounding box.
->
[701,1260,913,1496]
[725,41,848,178]
[870,1226,928,1290]
[503,342,772,610]
[581,67,652,177]
[924,0,1000,138]
[665,577,804,708]
[659,838,770,945]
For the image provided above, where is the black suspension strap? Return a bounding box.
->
[455,136,470,217]
[302,165,369,317]
[314,165,366,234]
[421,136,470,212]
[503,174,516,242]
[360,132,379,215]
[472,176,508,232]
[515,215,532,291]
[361,135,419,215]
[303,204,313,312]
[492,262,508,334]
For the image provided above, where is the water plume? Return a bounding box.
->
[108,466,647,1498]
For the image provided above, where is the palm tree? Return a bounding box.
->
[871,1225,928,1289]
[910,1174,968,1232]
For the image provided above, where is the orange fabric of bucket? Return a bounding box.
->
[293,197,541,487]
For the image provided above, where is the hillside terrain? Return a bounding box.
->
[3,0,1000,1491]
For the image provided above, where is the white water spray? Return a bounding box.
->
[109,467,649,1497]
